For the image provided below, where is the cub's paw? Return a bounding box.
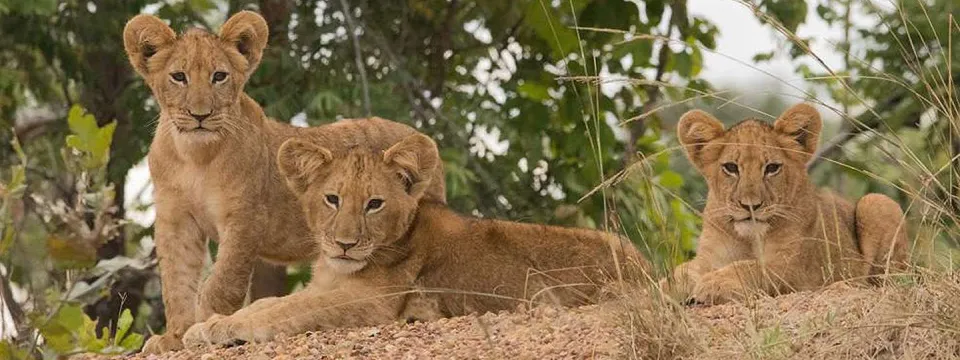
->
[658,277,695,304]
[183,314,277,347]
[141,333,184,354]
[691,271,747,305]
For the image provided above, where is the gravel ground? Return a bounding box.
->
[75,279,958,360]
[80,305,622,360]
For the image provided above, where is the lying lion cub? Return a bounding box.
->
[664,103,909,304]
[182,134,648,346]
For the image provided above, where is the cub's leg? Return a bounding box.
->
[196,204,266,322]
[141,197,205,354]
[691,257,821,305]
[183,284,406,346]
[659,258,710,301]
[855,194,909,282]
[196,230,259,322]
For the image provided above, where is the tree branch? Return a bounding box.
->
[808,90,916,169]
[0,270,25,341]
[626,17,674,163]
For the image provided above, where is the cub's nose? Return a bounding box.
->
[188,111,211,122]
[739,201,763,212]
[336,240,357,251]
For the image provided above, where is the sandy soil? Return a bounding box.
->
[75,281,958,360]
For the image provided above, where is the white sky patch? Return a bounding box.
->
[125,159,155,227]
[605,111,629,143]
[469,125,510,161]
[290,112,309,127]
[598,64,630,98]
[464,19,493,44]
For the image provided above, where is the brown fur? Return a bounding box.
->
[124,12,446,353]
[181,134,649,346]
[663,103,909,304]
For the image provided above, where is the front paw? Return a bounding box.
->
[183,314,227,347]
[658,276,695,303]
[184,314,277,347]
[141,333,184,354]
[691,271,747,305]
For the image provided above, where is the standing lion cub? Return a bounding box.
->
[123,11,446,353]
[181,134,648,346]
[664,103,909,304]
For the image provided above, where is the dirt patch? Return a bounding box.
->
[80,306,621,360]
[77,278,959,359]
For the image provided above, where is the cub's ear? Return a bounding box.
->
[383,134,439,199]
[277,138,333,195]
[677,110,725,170]
[773,103,822,161]
[219,11,269,75]
[123,14,177,77]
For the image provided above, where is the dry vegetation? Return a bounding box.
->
[620,270,959,359]
[70,271,955,359]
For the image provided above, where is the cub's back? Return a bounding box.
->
[411,203,647,316]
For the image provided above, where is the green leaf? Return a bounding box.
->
[114,308,134,345]
[752,51,775,63]
[56,304,85,330]
[645,0,665,26]
[612,39,653,68]
[67,105,98,144]
[690,47,703,77]
[37,304,85,353]
[119,333,144,350]
[518,82,550,101]
[0,341,29,360]
[524,0,578,57]
[65,105,116,169]
[659,171,684,189]
[674,51,692,78]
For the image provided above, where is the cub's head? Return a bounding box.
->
[123,11,268,143]
[277,134,440,274]
[677,103,822,238]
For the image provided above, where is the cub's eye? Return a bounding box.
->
[765,163,782,176]
[170,72,187,83]
[324,194,340,209]
[365,198,384,213]
[212,71,229,83]
[721,162,739,175]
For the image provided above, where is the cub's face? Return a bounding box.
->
[277,134,440,274]
[677,103,823,238]
[122,11,268,145]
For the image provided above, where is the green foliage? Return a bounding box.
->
[33,305,142,356]
[65,105,116,171]
[780,0,960,261]
[0,132,26,255]
[3,0,952,357]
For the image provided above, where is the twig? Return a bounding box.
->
[0,270,25,340]
[337,0,372,117]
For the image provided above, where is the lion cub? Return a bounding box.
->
[182,134,648,346]
[664,103,909,304]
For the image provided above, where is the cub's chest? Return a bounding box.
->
[156,162,225,236]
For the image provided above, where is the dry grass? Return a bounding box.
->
[614,270,959,359]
